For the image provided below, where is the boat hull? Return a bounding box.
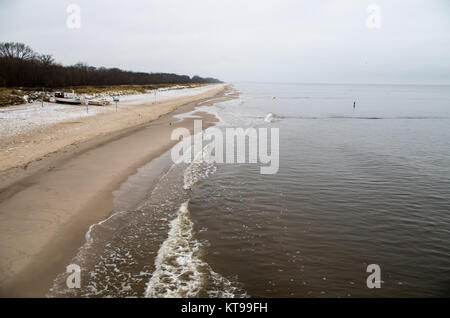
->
[55,98,82,105]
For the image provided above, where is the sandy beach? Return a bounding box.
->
[0,83,236,297]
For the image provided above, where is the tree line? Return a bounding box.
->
[0,42,222,88]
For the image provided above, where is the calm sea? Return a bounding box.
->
[49,83,450,298]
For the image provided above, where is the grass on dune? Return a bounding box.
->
[0,83,209,107]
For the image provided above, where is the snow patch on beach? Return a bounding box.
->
[120,85,220,106]
[0,84,221,138]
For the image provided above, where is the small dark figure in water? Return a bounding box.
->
[353,101,356,109]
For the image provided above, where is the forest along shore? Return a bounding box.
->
[0,84,237,297]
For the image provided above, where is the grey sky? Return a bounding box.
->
[1,0,449,84]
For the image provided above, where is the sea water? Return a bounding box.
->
[49,83,450,297]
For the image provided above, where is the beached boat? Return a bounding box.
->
[54,92,82,105]
[88,98,110,106]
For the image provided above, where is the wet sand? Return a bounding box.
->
[0,85,235,297]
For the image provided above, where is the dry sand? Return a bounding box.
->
[0,84,236,297]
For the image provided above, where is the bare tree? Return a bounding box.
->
[0,42,36,60]
[0,42,222,87]
[38,54,54,66]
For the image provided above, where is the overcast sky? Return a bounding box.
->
[1,0,449,84]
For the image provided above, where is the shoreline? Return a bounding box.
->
[0,84,237,297]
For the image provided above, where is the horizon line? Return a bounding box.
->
[228,81,450,87]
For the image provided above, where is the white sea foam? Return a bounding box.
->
[84,210,129,246]
[145,201,246,298]
[264,112,276,123]
[144,201,203,297]
[145,131,246,297]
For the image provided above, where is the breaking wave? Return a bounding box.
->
[183,141,217,190]
[145,201,247,298]
[264,112,277,123]
[146,139,246,297]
